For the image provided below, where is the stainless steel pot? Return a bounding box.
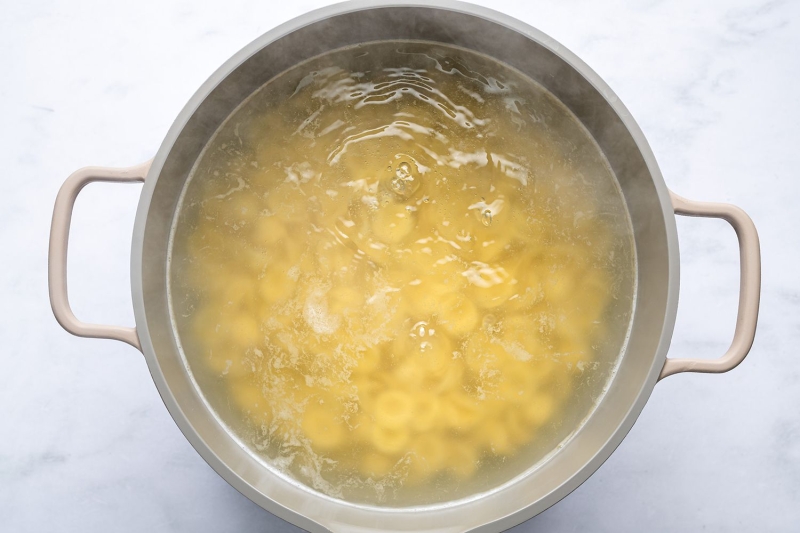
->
[48,1,762,531]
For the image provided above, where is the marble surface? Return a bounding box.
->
[1,0,798,531]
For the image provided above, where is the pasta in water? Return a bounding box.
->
[169,42,635,506]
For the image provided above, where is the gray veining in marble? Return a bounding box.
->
[1,0,798,531]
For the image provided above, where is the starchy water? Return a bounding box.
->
[168,41,636,506]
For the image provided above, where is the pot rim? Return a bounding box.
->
[131,1,680,531]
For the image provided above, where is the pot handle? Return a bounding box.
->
[659,191,761,379]
[48,160,152,352]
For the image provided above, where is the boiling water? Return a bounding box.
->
[169,42,636,506]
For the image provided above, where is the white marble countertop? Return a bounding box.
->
[1,0,798,531]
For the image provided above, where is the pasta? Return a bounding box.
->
[170,41,635,505]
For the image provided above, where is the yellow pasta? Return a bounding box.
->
[302,401,346,451]
[222,311,262,348]
[406,433,447,482]
[266,182,309,222]
[482,418,516,456]
[496,362,536,404]
[410,392,441,432]
[218,273,255,308]
[445,439,480,480]
[352,346,383,375]
[229,381,272,426]
[555,336,593,373]
[472,280,516,310]
[441,392,482,432]
[374,390,414,430]
[170,41,635,504]
[429,359,465,393]
[372,203,416,243]
[405,282,453,316]
[523,392,556,427]
[259,266,296,304]
[327,285,364,315]
[393,328,453,374]
[252,216,287,247]
[371,424,410,455]
[437,292,480,336]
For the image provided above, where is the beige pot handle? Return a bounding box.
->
[659,191,761,380]
[48,161,152,352]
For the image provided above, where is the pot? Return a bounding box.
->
[48,1,761,531]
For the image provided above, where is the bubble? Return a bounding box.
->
[387,161,420,199]
[390,176,407,195]
[481,209,493,227]
[397,162,411,179]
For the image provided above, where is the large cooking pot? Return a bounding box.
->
[48,1,761,531]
